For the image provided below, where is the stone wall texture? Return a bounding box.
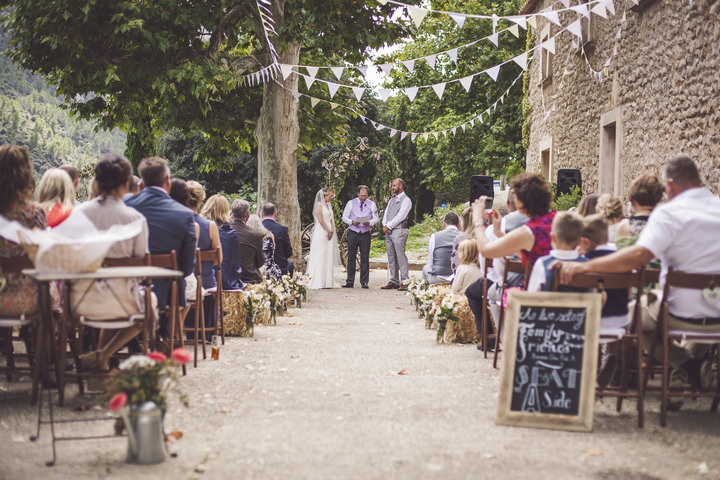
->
[524,0,720,199]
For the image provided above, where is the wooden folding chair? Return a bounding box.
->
[148,251,186,375]
[645,268,720,427]
[0,255,41,394]
[199,247,225,346]
[554,269,647,427]
[493,257,531,369]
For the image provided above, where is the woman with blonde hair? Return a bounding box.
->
[450,207,474,275]
[201,194,243,289]
[37,167,75,227]
[452,239,483,294]
[596,193,624,243]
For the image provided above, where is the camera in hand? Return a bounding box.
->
[470,175,494,210]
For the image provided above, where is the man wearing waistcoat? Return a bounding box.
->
[342,185,379,289]
[381,178,412,290]
[422,212,461,284]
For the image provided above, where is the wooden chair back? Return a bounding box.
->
[103,255,150,268]
[147,251,184,372]
[198,247,224,345]
[493,257,532,368]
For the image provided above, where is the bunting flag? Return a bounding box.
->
[402,59,416,73]
[512,52,528,70]
[331,66,344,81]
[540,9,561,26]
[303,74,316,89]
[432,82,446,99]
[447,48,458,63]
[527,15,537,30]
[378,88,392,102]
[571,4,590,16]
[568,19,583,39]
[379,64,393,77]
[604,0,616,16]
[459,75,473,92]
[389,129,398,137]
[407,5,429,27]
[401,131,408,140]
[425,54,437,69]
[486,65,500,81]
[306,66,319,78]
[352,87,365,101]
[508,16,527,30]
[280,64,293,80]
[405,87,419,101]
[356,66,369,77]
[310,97,320,108]
[509,24,520,38]
[327,82,341,99]
[488,32,499,47]
[449,13,466,28]
[542,37,556,55]
[411,133,418,142]
[591,2,608,18]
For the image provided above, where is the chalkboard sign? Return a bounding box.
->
[496,291,602,431]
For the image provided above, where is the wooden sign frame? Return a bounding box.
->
[496,291,602,432]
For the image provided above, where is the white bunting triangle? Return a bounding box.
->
[303,75,316,89]
[359,115,366,123]
[402,59,416,73]
[452,127,457,135]
[568,19,583,39]
[508,16,527,30]
[459,75,473,92]
[405,87,419,101]
[280,64,293,80]
[542,37,555,54]
[424,54,437,69]
[540,10,561,26]
[604,0,616,15]
[330,102,339,110]
[330,67,344,81]
[527,15,537,29]
[492,14,499,32]
[461,124,466,132]
[376,0,387,4]
[389,129,398,138]
[470,119,475,127]
[376,124,385,131]
[591,3,608,18]
[401,132,408,141]
[432,82,446,99]
[327,82,340,99]
[407,5,428,28]
[560,0,570,7]
[485,65,500,81]
[571,38,578,49]
[411,133,418,142]
[379,64,393,77]
[488,32,499,47]
[447,48,458,63]
[571,4,589,17]
[423,133,429,142]
[356,66,369,77]
[352,87,364,101]
[433,132,439,141]
[310,97,320,108]
[449,13,466,28]
[305,66,319,78]
[378,88,391,102]
[512,52,528,70]
[442,131,447,139]
[509,25,520,37]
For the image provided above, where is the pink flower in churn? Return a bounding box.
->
[148,351,167,363]
[502,287,523,310]
[109,392,127,411]
[171,348,191,366]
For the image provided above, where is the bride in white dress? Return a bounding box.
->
[307,187,341,289]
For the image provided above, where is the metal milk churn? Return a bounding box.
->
[126,401,167,464]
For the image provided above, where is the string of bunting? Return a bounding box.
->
[275,69,524,143]
[243,0,281,86]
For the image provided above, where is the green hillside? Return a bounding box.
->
[0,31,126,175]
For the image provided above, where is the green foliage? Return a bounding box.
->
[552,184,583,211]
[221,187,258,216]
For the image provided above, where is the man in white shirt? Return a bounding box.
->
[422,212,461,284]
[556,155,720,387]
[341,185,379,288]
[381,178,412,290]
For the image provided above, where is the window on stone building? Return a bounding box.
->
[540,24,553,83]
[599,107,623,195]
[539,137,553,181]
[580,13,595,47]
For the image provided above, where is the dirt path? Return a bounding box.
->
[2,268,720,479]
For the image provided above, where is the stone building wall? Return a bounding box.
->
[523,0,720,200]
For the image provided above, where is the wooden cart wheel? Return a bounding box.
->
[301,223,313,262]
[339,229,361,270]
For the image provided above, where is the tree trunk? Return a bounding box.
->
[255,43,302,269]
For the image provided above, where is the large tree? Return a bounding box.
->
[1,0,411,255]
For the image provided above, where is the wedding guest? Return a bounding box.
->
[556,156,720,393]
[450,207,473,275]
[615,174,665,239]
[37,168,75,227]
[230,199,265,284]
[422,212,460,284]
[125,157,196,339]
[452,240,483,294]
[577,193,599,216]
[0,144,46,319]
[342,185,379,289]
[381,178,412,290]
[596,193,624,243]
[201,194,242,289]
[58,164,80,202]
[262,203,294,276]
[248,214,282,280]
[71,154,152,372]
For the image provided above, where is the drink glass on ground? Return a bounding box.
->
[211,335,220,360]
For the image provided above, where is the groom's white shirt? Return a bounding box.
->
[382,192,412,230]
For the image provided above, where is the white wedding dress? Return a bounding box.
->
[307,196,341,289]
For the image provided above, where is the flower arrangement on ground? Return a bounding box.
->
[243,289,270,336]
[405,277,428,310]
[287,272,309,307]
[263,277,291,324]
[417,286,438,328]
[105,348,191,434]
[434,293,462,343]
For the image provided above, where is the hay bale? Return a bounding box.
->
[222,290,253,337]
[443,296,480,344]
[255,305,272,326]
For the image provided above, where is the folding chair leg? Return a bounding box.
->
[493,313,503,369]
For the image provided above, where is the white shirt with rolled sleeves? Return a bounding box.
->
[342,198,379,234]
[636,187,720,318]
[382,192,412,231]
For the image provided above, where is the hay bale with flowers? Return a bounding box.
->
[222,290,249,336]
[443,296,480,344]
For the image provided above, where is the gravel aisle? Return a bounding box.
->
[2,268,720,479]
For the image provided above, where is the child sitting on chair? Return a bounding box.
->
[578,214,631,331]
[527,211,587,292]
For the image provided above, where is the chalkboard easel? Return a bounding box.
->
[496,291,602,432]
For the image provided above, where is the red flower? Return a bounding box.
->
[171,348,191,366]
[148,351,167,363]
[108,392,127,411]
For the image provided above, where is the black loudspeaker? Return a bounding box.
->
[470,175,494,208]
[557,169,582,196]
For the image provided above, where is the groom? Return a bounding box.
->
[341,185,379,289]
[381,178,412,290]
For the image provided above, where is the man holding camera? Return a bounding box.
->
[381,178,412,290]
